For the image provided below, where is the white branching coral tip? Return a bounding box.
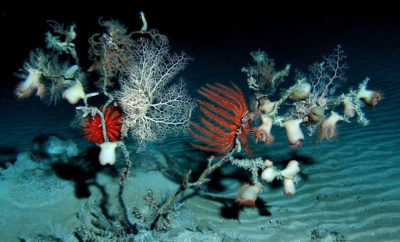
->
[280,160,300,195]
[272,64,291,83]
[99,142,118,165]
[62,80,85,104]
[281,119,304,148]
[139,11,148,32]
[319,111,345,141]
[250,50,267,64]
[65,65,79,79]
[261,159,278,182]
[247,76,259,90]
[235,182,263,208]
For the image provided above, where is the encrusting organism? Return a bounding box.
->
[82,106,123,145]
[189,83,253,156]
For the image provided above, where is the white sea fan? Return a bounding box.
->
[115,38,195,150]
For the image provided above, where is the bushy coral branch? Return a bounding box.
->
[307,44,347,107]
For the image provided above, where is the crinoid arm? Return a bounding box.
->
[189,82,252,156]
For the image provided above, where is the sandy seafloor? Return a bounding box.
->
[0,7,399,242]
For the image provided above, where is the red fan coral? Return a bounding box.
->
[189,83,253,156]
[82,106,123,144]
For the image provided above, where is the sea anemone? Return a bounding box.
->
[319,111,344,141]
[15,68,44,99]
[281,119,304,148]
[261,159,278,182]
[258,98,277,114]
[289,81,311,101]
[99,142,118,165]
[357,78,382,108]
[253,115,274,144]
[235,182,263,208]
[62,80,85,104]
[280,160,300,195]
[343,96,355,118]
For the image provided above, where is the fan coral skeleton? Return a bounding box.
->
[189,83,253,156]
[115,38,194,150]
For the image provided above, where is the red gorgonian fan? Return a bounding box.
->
[82,106,123,144]
[189,83,253,156]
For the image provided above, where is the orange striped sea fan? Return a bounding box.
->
[189,83,252,156]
